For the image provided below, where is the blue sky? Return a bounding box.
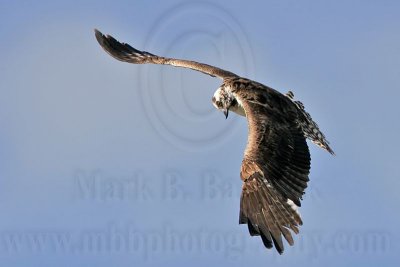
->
[1,1,399,266]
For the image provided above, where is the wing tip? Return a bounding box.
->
[94,28,101,35]
[94,28,113,53]
[94,28,105,44]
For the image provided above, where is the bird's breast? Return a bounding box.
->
[230,97,246,117]
[230,104,246,117]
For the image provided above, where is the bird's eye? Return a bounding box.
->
[216,101,222,108]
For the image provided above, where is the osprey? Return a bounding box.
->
[94,29,334,254]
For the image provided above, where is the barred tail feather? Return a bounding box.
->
[285,91,334,155]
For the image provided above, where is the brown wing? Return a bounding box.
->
[94,29,238,79]
[231,79,311,254]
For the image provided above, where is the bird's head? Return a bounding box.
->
[212,86,237,119]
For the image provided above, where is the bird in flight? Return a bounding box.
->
[94,29,334,254]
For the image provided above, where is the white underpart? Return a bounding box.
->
[232,97,246,117]
[287,199,301,217]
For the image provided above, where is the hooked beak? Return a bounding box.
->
[223,109,229,119]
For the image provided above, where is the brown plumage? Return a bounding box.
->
[94,29,334,254]
[230,78,311,253]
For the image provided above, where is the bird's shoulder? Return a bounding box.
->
[225,77,298,122]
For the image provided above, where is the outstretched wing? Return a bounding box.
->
[94,29,238,79]
[230,79,311,254]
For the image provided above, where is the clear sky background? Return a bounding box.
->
[1,0,400,266]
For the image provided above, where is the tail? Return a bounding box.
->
[286,91,335,155]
